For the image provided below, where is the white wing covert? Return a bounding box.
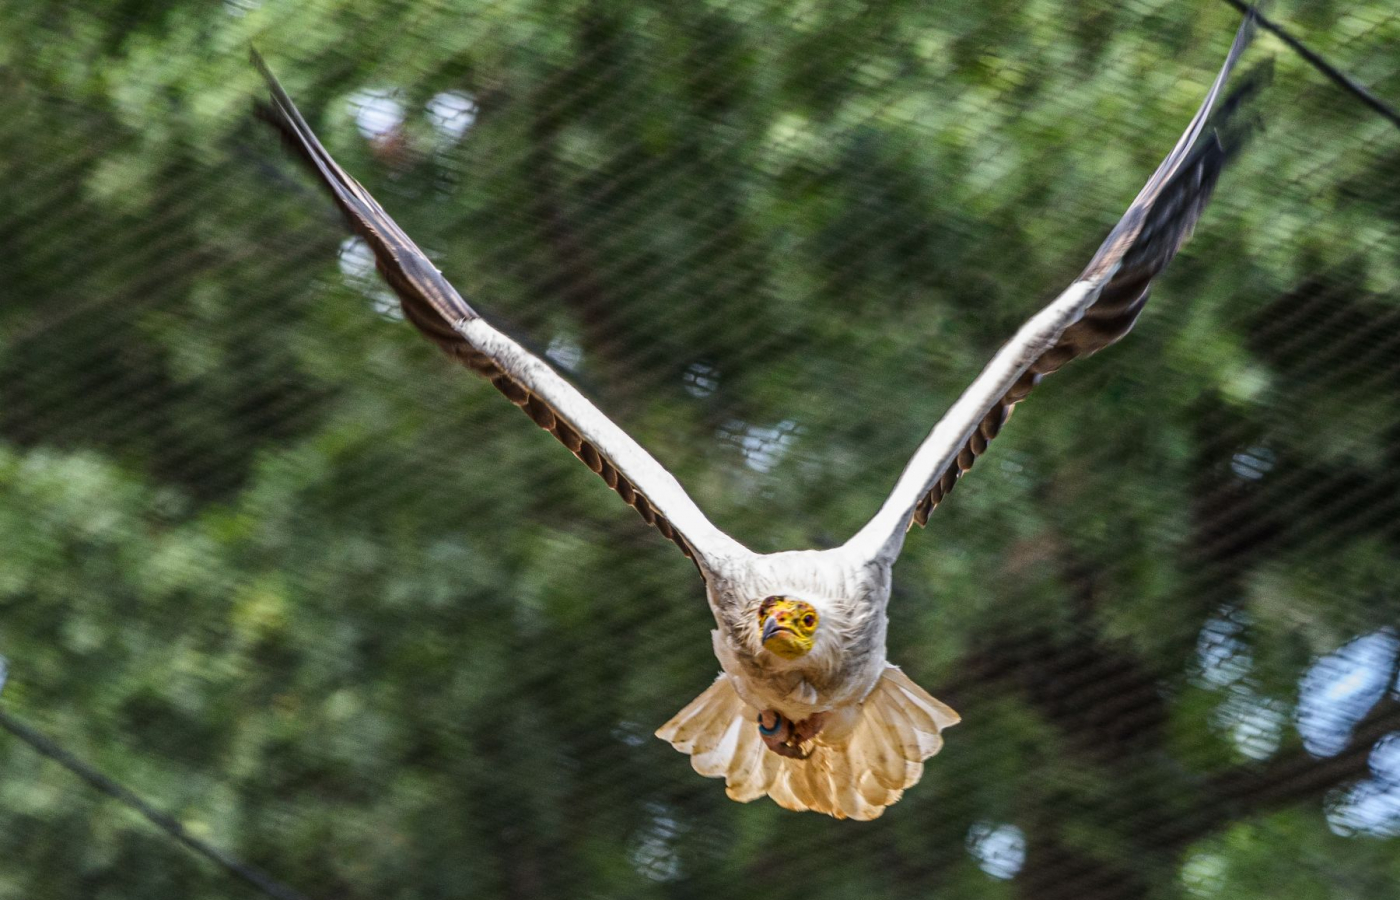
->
[254,53,746,571]
[847,11,1267,562]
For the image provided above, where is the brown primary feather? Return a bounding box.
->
[909,17,1268,528]
[252,51,694,558]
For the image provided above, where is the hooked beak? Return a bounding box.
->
[762,615,784,644]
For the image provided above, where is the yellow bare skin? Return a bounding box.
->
[757,596,819,659]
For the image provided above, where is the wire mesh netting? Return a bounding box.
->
[2,1,1400,898]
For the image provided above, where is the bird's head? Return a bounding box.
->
[756,595,820,660]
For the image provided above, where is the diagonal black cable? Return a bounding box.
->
[0,708,314,900]
[1219,0,1400,130]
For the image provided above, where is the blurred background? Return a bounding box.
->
[2,1,1399,897]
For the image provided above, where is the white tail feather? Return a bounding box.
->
[655,666,958,820]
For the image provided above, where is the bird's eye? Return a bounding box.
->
[802,614,816,628]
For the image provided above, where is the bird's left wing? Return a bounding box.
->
[846,11,1264,562]
[253,53,746,569]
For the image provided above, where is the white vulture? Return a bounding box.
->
[254,10,1264,820]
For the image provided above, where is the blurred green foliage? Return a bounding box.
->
[1,1,1399,898]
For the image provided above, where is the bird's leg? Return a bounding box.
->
[757,710,827,759]
[757,710,804,758]
[793,711,827,744]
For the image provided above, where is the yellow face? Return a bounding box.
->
[757,596,820,660]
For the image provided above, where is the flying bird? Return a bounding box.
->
[254,11,1263,820]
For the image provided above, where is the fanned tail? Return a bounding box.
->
[655,666,958,820]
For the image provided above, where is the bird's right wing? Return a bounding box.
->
[253,53,747,570]
[846,10,1264,562]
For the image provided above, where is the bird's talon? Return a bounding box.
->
[757,710,819,759]
[794,711,827,744]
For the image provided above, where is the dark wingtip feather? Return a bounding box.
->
[249,47,298,142]
[1210,58,1273,152]
[249,50,341,205]
[1117,55,1271,277]
[250,52,481,331]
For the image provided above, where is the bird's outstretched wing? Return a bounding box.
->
[253,52,746,569]
[847,11,1266,562]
